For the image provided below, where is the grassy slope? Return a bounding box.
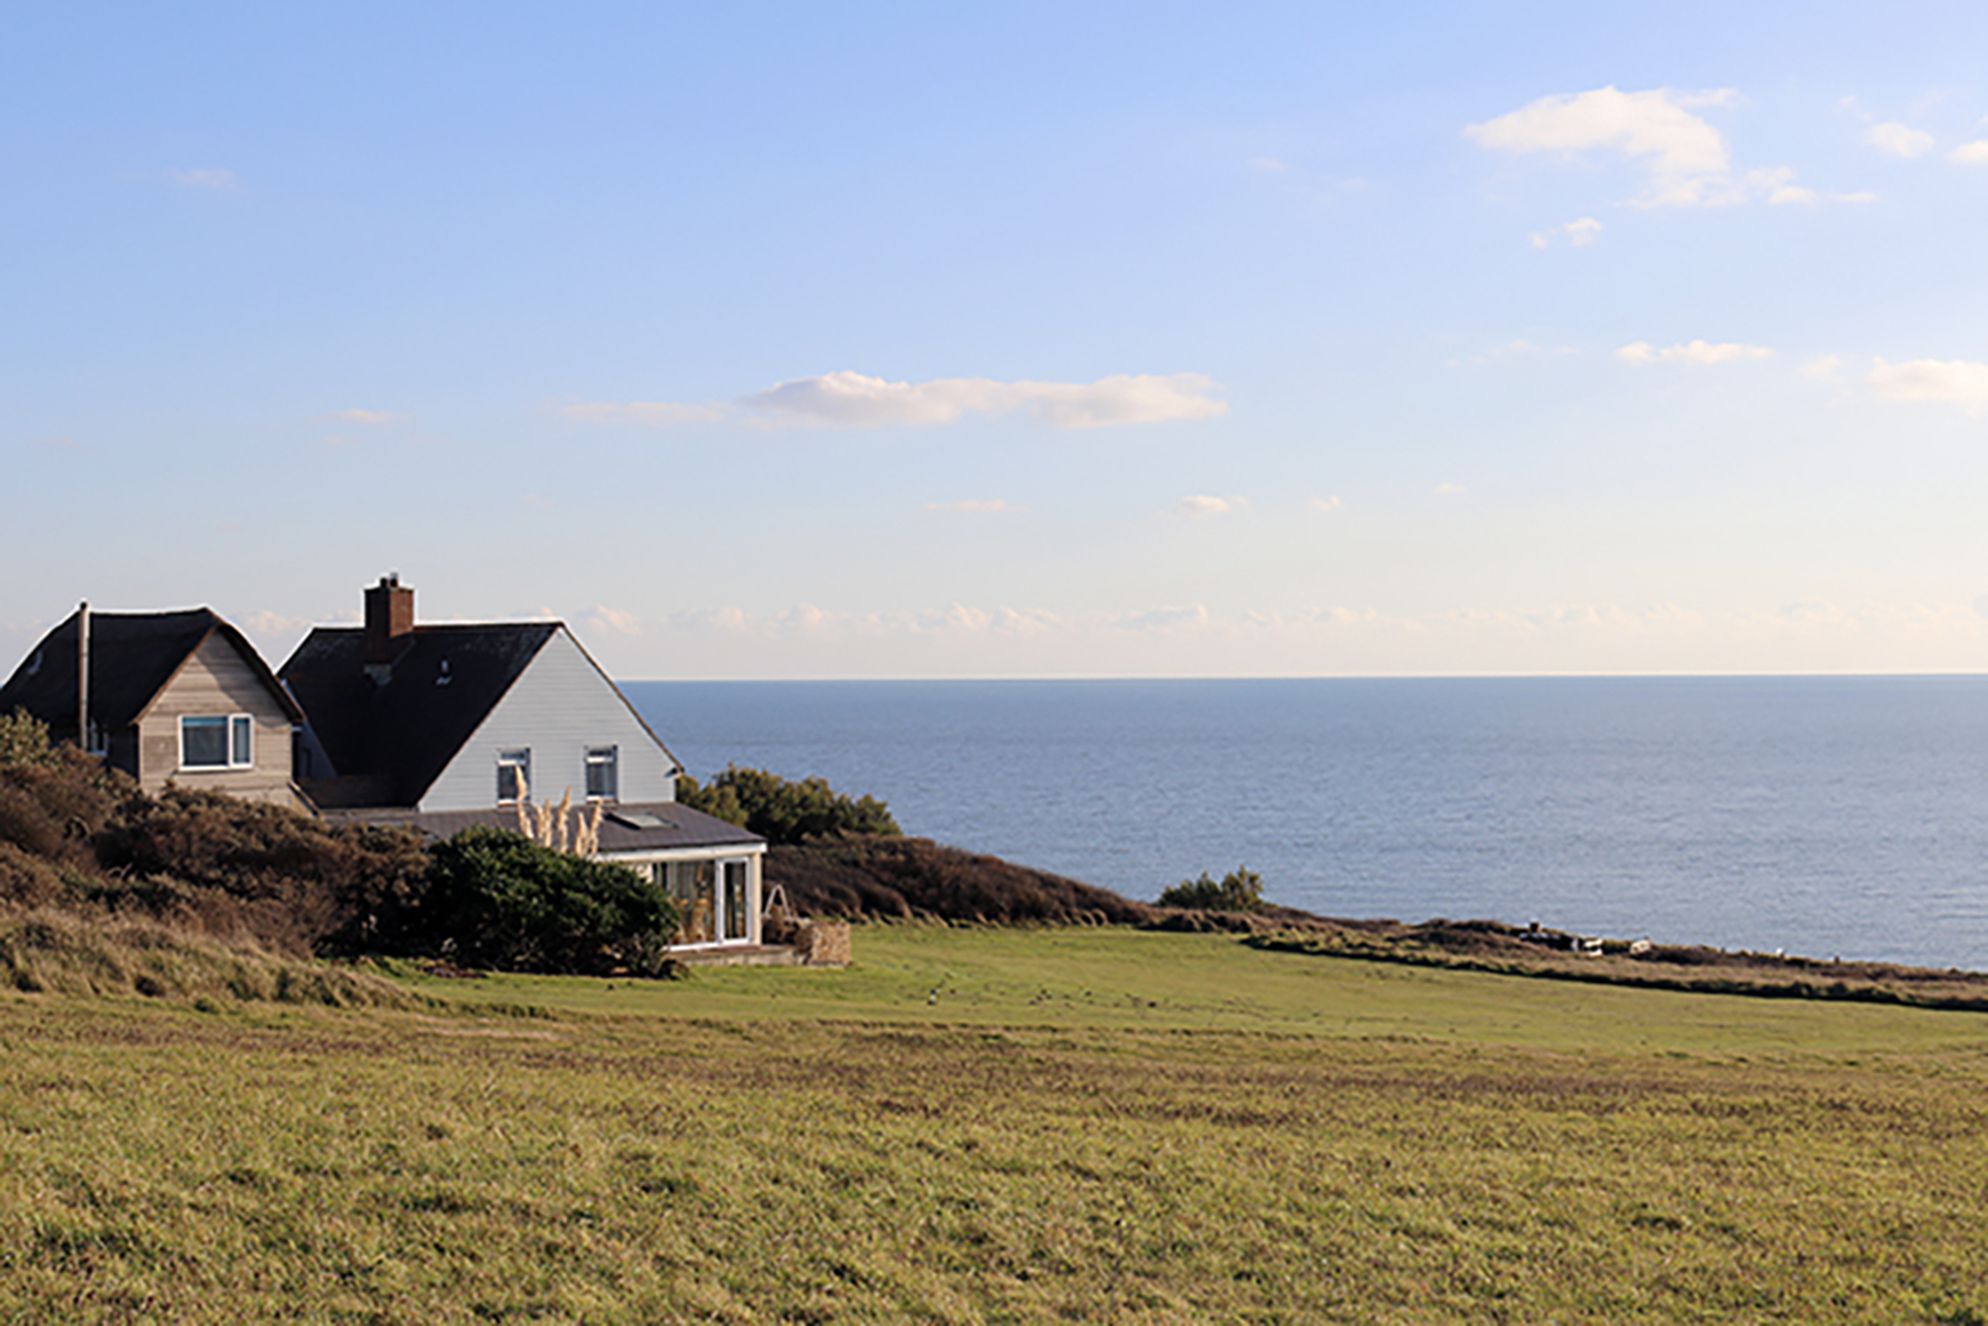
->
[6,927,1988,1324]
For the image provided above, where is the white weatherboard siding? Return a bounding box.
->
[418,628,677,811]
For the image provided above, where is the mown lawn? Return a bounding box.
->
[4,927,1987,1324]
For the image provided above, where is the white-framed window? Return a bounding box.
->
[180,714,253,771]
[497,748,532,803]
[585,746,619,801]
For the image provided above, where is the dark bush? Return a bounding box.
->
[415,826,679,975]
[678,767,900,845]
[94,787,430,954]
[1158,867,1265,914]
[0,747,122,871]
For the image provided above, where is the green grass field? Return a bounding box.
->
[6,926,1988,1324]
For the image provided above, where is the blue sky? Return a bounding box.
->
[7,2,1988,677]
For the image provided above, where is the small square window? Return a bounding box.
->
[497,749,532,803]
[585,746,618,801]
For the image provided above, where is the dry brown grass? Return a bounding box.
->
[0,908,422,1009]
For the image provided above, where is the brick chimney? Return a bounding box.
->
[363,573,415,667]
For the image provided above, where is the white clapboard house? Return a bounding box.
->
[280,575,766,950]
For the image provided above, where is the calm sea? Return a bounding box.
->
[622,677,1988,970]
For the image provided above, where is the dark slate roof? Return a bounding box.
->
[0,608,300,741]
[280,623,559,808]
[322,800,764,852]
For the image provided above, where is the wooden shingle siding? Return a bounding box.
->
[137,633,303,808]
[419,628,676,811]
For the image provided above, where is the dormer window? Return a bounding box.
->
[497,748,532,803]
[180,715,253,771]
[585,746,619,801]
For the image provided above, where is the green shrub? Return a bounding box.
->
[1158,867,1265,914]
[416,826,680,975]
[677,766,900,845]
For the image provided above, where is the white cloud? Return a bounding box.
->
[1247,156,1290,173]
[331,408,399,426]
[1432,482,1467,496]
[1309,495,1343,513]
[1866,357,1988,415]
[1467,86,1864,210]
[742,370,1227,429]
[923,498,1012,513]
[584,604,643,636]
[1616,338,1773,366]
[1173,494,1245,517]
[173,167,236,189]
[1947,140,1988,165]
[241,609,309,638]
[1798,354,1844,380]
[1468,85,1734,179]
[563,401,726,426]
[1528,216,1604,249]
[1862,122,1936,158]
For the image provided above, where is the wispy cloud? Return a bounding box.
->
[1114,604,1211,632]
[1309,495,1344,513]
[173,167,237,189]
[1866,357,1988,415]
[330,408,400,426]
[1948,140,1988,165]
[1246,155,1291,173]
[566,371,1227,431]
[923,498,1013,513]
[1861,121,1936,158]
[1798,353,1844,380]
[562,401,726,426]
[1529,216,1603,249]
[1616,339,1773,366]
[1432,482,1467,497]
[742,371,1227,429]
[665,602,1062,640]
[1467,86,1860,210]
[1173,494,1245,518]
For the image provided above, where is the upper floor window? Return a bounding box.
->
[181,715,252,770]
[497,748,532,803]
[585,746,619,801]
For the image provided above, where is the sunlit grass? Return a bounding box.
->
[4,926,1986,1323]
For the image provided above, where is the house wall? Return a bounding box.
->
[135,634,302,808]
[419,628,678,812]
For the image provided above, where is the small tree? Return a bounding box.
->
[677,767,900,844]
[1158,866,1265,913]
